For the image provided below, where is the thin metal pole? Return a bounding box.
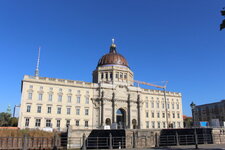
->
[194,128,198,149]
[13,105,16,117]
[163,88,169,128]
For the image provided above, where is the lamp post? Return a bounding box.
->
[190,102,198,149]
[190,102,196,127]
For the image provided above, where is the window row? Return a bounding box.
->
[25,118,89,128]
[27,93,89,104]
[145,97,179,101]
[145,101,180,109]
[26,105,89,116]
[146,112,180,119]
[29,85,89,94]
[100,72,128,80]
[145,121,182,129]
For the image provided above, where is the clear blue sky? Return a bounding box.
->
[0,0,224,116]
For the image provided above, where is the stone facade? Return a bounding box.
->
[18,42,183,131]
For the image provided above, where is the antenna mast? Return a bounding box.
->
[35,47,41,77]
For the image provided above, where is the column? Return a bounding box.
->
[101,91,104,126]
[112,92,115,123]
[108,72,110,81]
[127,94,131,129]
[137,94,141,129]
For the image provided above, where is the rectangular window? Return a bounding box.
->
[58,95,62,102]
[177,104,179,109]
[173,113,175,118]
[101,73,104,79]
[172,103,174,109]
[56,120,60,128]
[25,118,29,127]
[37,106,41,113]
[76,97,80,103]
[151,102,154,108]
[110,73,113,79]
[178,122,181,128]
[57,107,61,114]
[151,112,154,118]
[177,113,180,118]
[85,121,88,127]
[35,119,41,127]
[76,108,80,115]
[67,95,72,103]
[162,103,165,109]
[27,105,31,112]
[167,103,170,109]
[47,107,51,114]
[46,119,51,127]
[146,102,148,108]
[38,93,43,101]
[120,73,123,78]
[85,97,89,104]
[67,107,71,115]
[163,122,166,128]
[28,93,32,100]
[116,73,119,78]
[66,120,70,126]
[76,120,79,126]
[146,112,149,118]
[158,122,160,128]
[124,73,127,79]
[48,94,52,101]
[162,113,165,118]
[146,121,149,128]
[157,102,159,108]
[151,121,155,128]
[157,112,160,118]
[85,109,89,115]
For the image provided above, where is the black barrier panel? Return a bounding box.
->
[86,129,126,149]
[159,128,213,146]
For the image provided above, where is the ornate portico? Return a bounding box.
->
[92,84,141,129]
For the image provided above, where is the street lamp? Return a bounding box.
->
[190,102,196,127]
[190,102,198,149]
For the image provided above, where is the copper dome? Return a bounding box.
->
[97,44,129,67]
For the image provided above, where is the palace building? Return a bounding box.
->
[18,41,183,131]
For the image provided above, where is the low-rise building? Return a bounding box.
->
[194,100,225,127]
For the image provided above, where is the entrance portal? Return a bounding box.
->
[116,108,126,129]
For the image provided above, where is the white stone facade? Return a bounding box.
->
[18,43,183,131]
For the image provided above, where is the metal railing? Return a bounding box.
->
[0,133,219,149]
[159,134,213,146]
